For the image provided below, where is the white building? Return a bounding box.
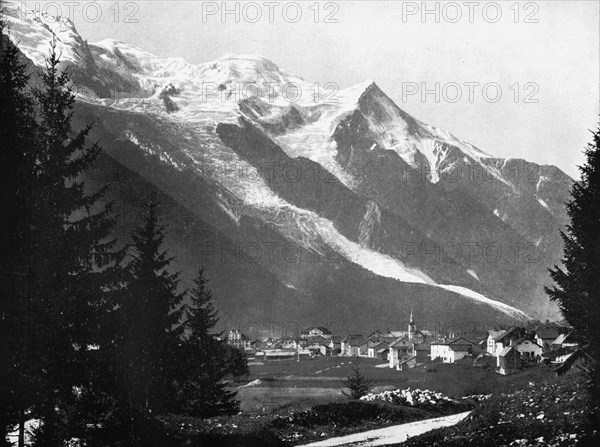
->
[496,338,542,368]
[430,337,474,363]
[486,328,526,357]
[389,337,416,369]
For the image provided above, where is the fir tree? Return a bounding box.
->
[0,24,38,445]
[343,364,373,400]
[118,198,185,418]
[7,40,118,446]
[186,269,220,341]
[546,124,600,407]
[173,269,240,417]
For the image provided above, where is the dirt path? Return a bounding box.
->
[298,411,471,446]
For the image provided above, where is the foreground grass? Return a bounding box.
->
[395,373,599,447]
[269,398,472,444]
[160,398,472,446]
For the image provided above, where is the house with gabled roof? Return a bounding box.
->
[430,337,475,363]
[487,327,526,357]
[389,337,416,368]
[341,335,365,357]
[555,348,591,376]
[496,337,542,369]
[533,325,562,350]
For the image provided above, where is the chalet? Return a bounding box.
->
[486,327,526,357]
[513,338,543,361]
[496,338,541,369]
[389,337,416,369]
[430,337,474,363]
[341,335,365,357]
[301,327,333,340]
[533,325,562,350]
[555,349,591,376]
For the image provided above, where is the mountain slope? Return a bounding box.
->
[3,7,572,330]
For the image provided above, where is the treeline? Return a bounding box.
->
[1,28,247,447]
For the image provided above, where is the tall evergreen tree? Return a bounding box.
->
[0,24,38,445]
[173,269,240,417]
[186,268,220,340]
[118,198,185,418]
[0,39,119,446]
[546,124,600,406]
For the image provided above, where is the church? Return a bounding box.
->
[387,310,434,368]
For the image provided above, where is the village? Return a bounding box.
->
[226,311,586,377]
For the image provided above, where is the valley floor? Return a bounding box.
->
[174,355,582,446]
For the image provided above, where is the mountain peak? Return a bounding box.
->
[2,5,88,66]
[201,53,300,88]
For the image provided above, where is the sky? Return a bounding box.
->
[23,0,600,179]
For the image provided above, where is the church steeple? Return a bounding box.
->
[408,308,416,340]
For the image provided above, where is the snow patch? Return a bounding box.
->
[467,269,480,281]
[437,285,530,320]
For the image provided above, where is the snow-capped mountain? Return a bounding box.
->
[3,8,573,330]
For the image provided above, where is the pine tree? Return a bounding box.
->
[546,124,600,405]
[12,41,118,446]
[0,24,39,445]
[118,198,185,418]
[173,269,240,417]
[343,364,373,400]
[186,269,220,341]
